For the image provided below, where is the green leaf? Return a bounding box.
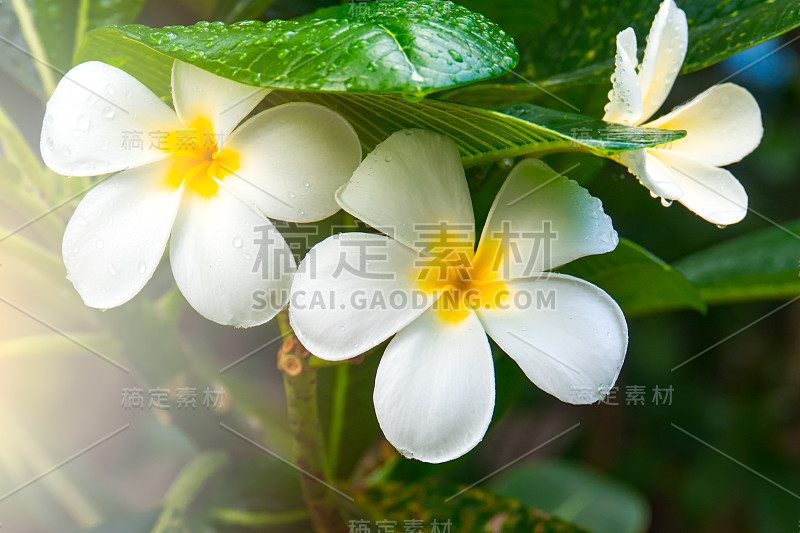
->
[74,17,684,167]
[0,100,47,189]
[675,221,800,305]
[502,103,685,157]
[1,0,145,99]
[445,0,800,104]
[151,452,229,533]
[558,239,706,317]
[489,460,651,533]
[77,0,518,97]
[262,91,685,167]
[356,481,589,532]
[0,0,45,95]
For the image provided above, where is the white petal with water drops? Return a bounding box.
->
[290,232,435,361]
[477,274,627,404]
[637,0,688,123]
[337,129,475,253]
[603,27,643,125]
[645,83,763,167]
[169,188,296,327]
[62,159,184,309]
[222,102,362,223]
[41,61,181,176]
[171,60,269,143]
[479,159,618,277]
[648,149,748,225]
[374,307,495,463]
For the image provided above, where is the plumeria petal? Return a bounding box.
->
[374,307,494,463]
[645,83,763,167]
[476,274,627,404]
[290,232,435,361]
[614,148,684,200]
[41,61,181,176]
[478,159,617,278]
[637,0,688,123]
[337,129,475,253]
[221,103,362,223]
[171,61,269,143]
[62,160,183,309]
[648,149,747,225]
[603,27,643,125]
[169,188,295,327]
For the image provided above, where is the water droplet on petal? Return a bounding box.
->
[232,236,243,248]
[660,198,673,207]
[138,261,147,274]
[95,239,104,249]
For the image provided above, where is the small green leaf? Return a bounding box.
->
[675,221,800,305]
[502,103,685,157]
[151,452,229,533]
[558,239,706,317]
[77,0,518,96]
[489,460,651,533]
[356,481,590,532]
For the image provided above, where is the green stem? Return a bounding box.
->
[277,313,348,533]
[326,363,349,479]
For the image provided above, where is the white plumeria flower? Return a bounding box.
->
[604,0,763,226]
[41,60,361,327]
[290,129,628,463]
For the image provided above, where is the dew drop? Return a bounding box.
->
[303,180,311,187]
[138,261,147,274]
[716,224,728,229]
[95,239,104,249]
[105,84,116,95]
[660,198,673,207]
[232,236,243,248]
[77,116,91,131]
[384,154,393,162]
[102,107,116,119]
[108,265,117,275]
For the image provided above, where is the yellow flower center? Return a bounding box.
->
[416,235,508,323]
[164,117,240,197]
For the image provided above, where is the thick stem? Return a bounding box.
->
[278,316,347,533]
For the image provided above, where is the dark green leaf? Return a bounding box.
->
[445,0,800,105]
[489,460,651,533]
[356,481,590,532]
[77,0,518,96]
[675,220,800,304]
[558,239,706,317]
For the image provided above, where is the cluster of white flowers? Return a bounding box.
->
[41,0,760,463]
